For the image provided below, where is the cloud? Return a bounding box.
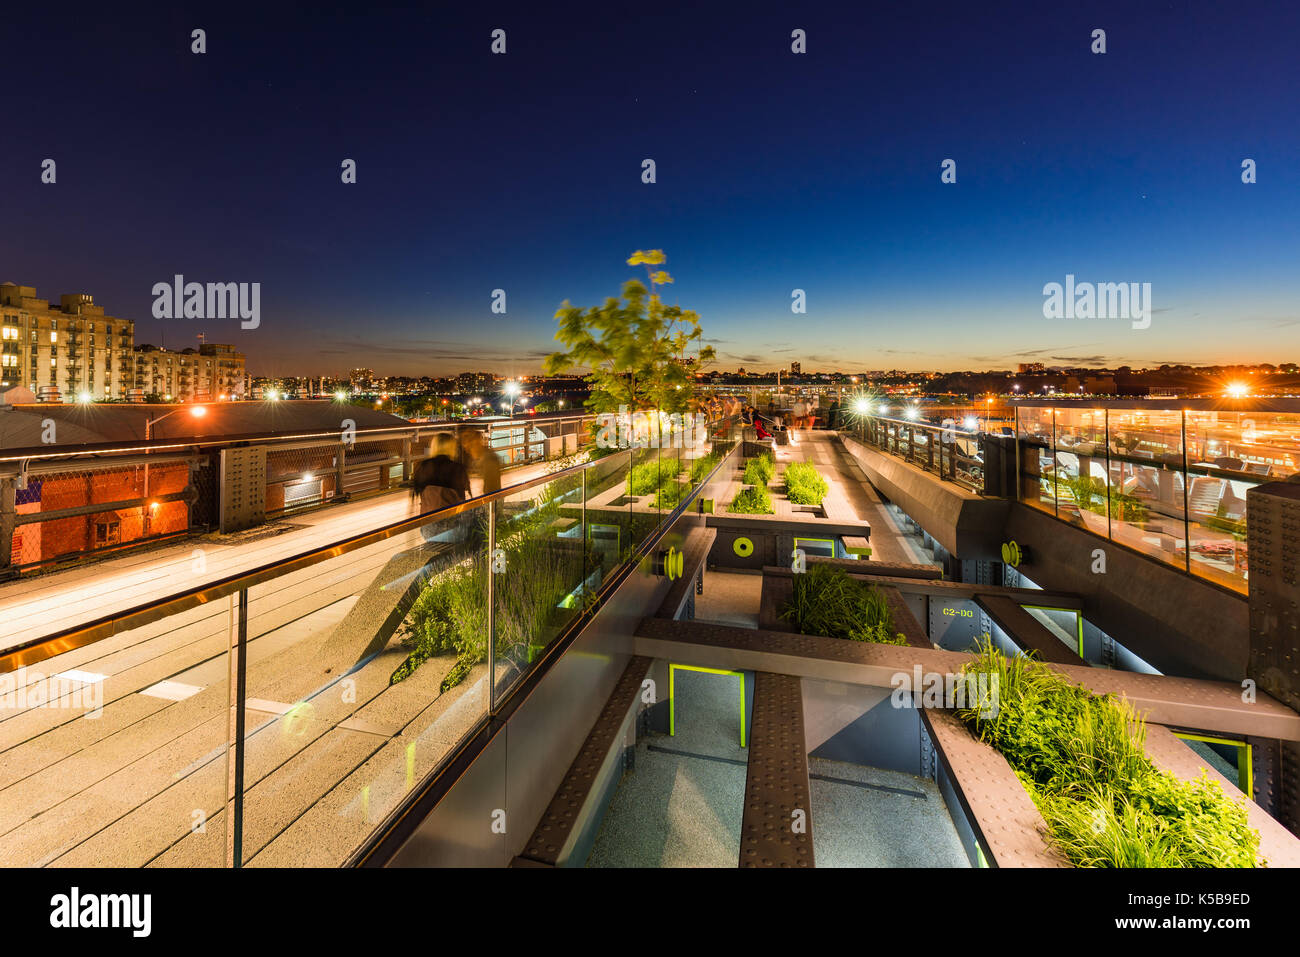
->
[311,336,551,362]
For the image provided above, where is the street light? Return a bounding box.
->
[503,380,521,419]
[144,404,207,534]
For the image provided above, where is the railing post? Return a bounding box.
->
[0,476,15,572]
[224,588,248,868]
[486,503,497,716]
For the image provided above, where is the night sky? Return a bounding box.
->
[2,1,1298,376]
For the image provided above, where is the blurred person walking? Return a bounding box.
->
[460,428,502,496]
[411,432,470,542]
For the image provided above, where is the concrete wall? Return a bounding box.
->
[802,678,921,775]
[839,435,1008,560]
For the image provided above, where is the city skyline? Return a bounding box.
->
[3,3,1298,377]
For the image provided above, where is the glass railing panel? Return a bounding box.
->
[1185,463,1254,593]
[628,442,664,552]
[1183,408,1300,592]
[0,600,231,867]
[1016,406,1056,514]
[235,504,490,866]
[490,469,588,704]
[1104,410,1185,570]
[1052,407,1110,533]
[584,448,633,574]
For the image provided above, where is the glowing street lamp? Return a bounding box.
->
[503,380,522,419]
[144,404,207,532]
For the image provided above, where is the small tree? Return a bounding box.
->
[545,251,715,426]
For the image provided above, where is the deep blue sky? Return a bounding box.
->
[2,1,1298,376]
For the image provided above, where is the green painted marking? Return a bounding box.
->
[1173,732,1253,799]
[668,663,747,747]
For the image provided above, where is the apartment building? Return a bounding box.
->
[133,343,247,401]
[0,283,135,400]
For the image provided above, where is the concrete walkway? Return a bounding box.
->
[781,431,939,567]
[0,528,493,867]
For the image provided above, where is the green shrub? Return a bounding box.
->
[784,461,829,505]
[627,457,684,496]
[729,484,773,514]
[393,498,590,690]
[954,641,1260,868]
[654,480,688,510]
[780,564,907,644]
[742,451,775,486]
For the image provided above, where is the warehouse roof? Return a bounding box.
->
[0,400,413,454]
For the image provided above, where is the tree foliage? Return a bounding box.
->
[545,250,715,416]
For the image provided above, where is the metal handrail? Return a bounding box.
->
[0,427,729,673]
[0,443,631,673]
[0,413,598,465]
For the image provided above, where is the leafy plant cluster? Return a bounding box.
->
[954,642,1260,868]
[392,497,589,692]
[784,461,829,505]
[742,451,775,487]
[654,480,688,510]
[729,483,773,514]
[627,457,685,496]
[545,249,715,420]
[780,564,907,644]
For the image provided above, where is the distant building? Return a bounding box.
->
[0,283,135,400]
[133,343,247,401]
[456,371,496,394]
[1018,362,1046,374]
[790,361,801,375]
